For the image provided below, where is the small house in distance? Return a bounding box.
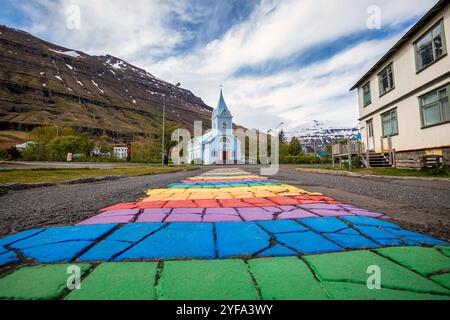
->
[114,144,129,160]
[351,0,450,168]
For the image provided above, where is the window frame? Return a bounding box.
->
[378,63,395,97]
[366,119,374,138]
[381,108,399,137]
[362,81,372,107]
[414,19,447,73]
[419,84,450,129]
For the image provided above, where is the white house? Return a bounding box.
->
[114,145,129,159]
[351,0,450,168]
[15,141,35,151]
[187,89,242,164]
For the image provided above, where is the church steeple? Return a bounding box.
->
[212,87,232,119]
[212,87,233,133]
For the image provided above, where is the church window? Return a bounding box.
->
[223,122,227,129]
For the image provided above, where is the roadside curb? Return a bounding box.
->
[0,175,126,194]
[0,168,199,195]
[295,168,450,182]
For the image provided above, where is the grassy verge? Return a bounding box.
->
[0,165,197,184]
[293,165,450,178]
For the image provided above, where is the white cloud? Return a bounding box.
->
[9,0,439,130]
[145,0,436,130]
[151,0,435,74]
[216,34,403,131]
[14,0,197,59]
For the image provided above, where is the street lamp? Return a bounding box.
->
[161,94,166,165]
[161,84,180,165]
[267,122,284,134]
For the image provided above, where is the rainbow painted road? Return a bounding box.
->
[0,168,449,300]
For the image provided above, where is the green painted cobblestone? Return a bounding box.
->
[437,246,450,257]
[322,282,450,300]
[304,250,449,295]
[248,257,328,300]
[0,264,90,300]
[431,274,450,289]
[66,262,158,300]
[376,246,450,276]
[157,259,260,300]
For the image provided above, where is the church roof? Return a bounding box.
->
[212,89,232,119]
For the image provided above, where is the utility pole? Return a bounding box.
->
[161,95,166,166]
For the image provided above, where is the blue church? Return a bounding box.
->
[187,89,242,164]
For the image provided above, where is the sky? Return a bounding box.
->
[0,0,439,133]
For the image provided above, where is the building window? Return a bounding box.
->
[420,86,449,127]
[381,108,398,136]
[378,64,395,96]
[415,20,447,71]
[362,82,372,106]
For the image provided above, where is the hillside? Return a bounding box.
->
[0,25,214,141]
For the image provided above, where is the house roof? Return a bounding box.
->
[350,0,448,91]
[212,88,232,118]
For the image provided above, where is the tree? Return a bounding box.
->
[48,136,84,161]
[78,133,95,156]
[159,123,182,160]
[23,125,77,161]
[278,130,287,145]
[132,139,161,163]
[288,137,303,156]
[97,136,113,154]
[0,146,22,160]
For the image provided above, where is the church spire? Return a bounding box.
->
[213,86,232,119]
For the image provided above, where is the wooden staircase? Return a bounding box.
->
[331,137,395,169]
[365,152,392,167]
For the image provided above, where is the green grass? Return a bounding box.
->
[293,165,450,178]
[0,165,197,184]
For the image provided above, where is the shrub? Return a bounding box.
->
[48,135,85,161]
[21,125,95,161]
[351,156,363,169]
[280,154,328,164]
[421,166,449,176]
[0,148,9,160]
[0,146,22,161]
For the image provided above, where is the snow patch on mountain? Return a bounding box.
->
[296,127,360,150]
[91,80,104,94]
[49,48,82,58]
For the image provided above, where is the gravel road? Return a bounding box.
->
[251,166,450,241]
[0,167,210,236]
[1,165,449,241]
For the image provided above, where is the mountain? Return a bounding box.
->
[0,25,214,141]
[295,128,359,152]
